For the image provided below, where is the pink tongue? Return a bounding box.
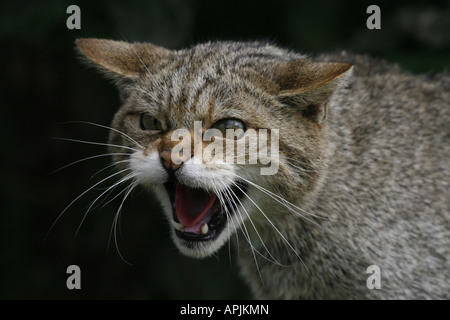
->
[175,184,217,228]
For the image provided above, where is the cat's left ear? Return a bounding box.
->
[272,60,353,123]
[76,38,173,80]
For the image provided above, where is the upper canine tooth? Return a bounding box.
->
[201,223,209,234]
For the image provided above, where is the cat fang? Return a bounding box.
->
[170,121,280,176]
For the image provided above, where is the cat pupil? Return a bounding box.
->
[140,113,162,131]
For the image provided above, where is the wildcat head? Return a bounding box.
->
[76,38,352,258]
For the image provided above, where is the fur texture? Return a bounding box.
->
[76,39,450,299]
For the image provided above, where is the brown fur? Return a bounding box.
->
[76,38,449,299]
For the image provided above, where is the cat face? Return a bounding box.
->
[76,39,352,257]
[108,71,283,257]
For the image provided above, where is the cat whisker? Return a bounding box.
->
[277,155,318,172]
[212,182,237,268]
[219,181,272,273]
[45,167,131,241]
[285,160,318,174]
[90,159,133,180]
[49,152,132,175]
[225,179,289,267]
[98,174,140,210]
[223,182,289,284]
[59,121,144,149]
[218,182,265,281]
[52,137,139,152]
[228,178,310,276]
[248,183,320,226]
[76,172,138,236]
[234,174,328,223]
[107,179,139,265]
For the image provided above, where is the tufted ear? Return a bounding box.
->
[76,38,173,80]
[272,59,353,122]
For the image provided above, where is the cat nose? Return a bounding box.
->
[159,148,188,171]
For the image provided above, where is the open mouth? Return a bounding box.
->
[164,181,247,242]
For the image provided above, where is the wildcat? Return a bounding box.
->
[75,38,449,299]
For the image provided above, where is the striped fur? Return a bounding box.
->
[76,39,449,299]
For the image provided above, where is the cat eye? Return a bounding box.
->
[140,113,163,131]
[211,118,247,139]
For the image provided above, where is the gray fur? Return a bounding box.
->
[239,52,450,299]
[76,39,450,299]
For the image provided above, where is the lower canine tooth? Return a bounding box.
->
[174,222,184,231]
[201,223,209,234]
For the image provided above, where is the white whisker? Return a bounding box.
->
[220,183,264,281]
[211,183,236,269]
[285,160,317,173]
[45,167,131,241]
[228,178,310,276]
[225,181,286,268]
[60,121,144,149]
[76,172,138,235]
[52,137,139,152]
[234,174,327,223]
[108,179,139,265]
[49,152,131,175]
[90,159,133,180]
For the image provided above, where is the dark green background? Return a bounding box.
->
[1,0,449,299]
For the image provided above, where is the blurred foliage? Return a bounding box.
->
[0,0,449,299]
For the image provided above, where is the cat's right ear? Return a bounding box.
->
[75,38,173,80]
[272,60,353,123]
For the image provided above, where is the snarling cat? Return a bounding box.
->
[76,39,450,299]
